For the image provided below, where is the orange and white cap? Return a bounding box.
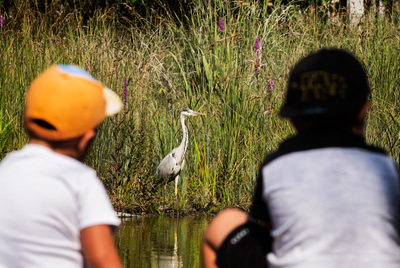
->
[24,65,122,140]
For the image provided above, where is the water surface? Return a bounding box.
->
[115,214,212,268]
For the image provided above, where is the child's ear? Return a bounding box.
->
[358,101,370,122]
[78,129,96,155]
[352,102,370,136]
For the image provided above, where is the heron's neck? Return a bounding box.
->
[178,114,188,158]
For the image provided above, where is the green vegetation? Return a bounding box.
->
[1,1,399,215]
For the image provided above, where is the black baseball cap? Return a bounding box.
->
[279,48,370,118]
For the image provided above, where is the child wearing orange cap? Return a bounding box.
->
[0,65,123,267]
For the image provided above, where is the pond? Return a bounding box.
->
[114,214,213,268]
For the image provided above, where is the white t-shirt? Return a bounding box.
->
[263,147,400,268]
[0,144,120,268]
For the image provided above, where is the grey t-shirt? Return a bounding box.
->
[251,131,400,268]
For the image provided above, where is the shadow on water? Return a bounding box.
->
[114,214,213,268]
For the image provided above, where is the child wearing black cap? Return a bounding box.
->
[202,48,400,268]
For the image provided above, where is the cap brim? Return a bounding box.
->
[103,87,123,116]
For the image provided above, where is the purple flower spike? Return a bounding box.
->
[123,77,129,107]
[0,16,4,28]
[254,36,261,75]
[268,79,274,94]
[255,36,260,53]
[219,18,224,33]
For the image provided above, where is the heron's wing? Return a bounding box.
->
[154,152,179,184]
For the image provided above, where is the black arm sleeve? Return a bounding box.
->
[249,170,271,225]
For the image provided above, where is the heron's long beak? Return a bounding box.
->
[194,112,206,116]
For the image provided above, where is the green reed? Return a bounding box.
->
[1,1,399,214]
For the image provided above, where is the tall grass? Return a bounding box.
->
[1,1,399,214]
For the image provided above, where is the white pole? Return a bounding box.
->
[378,0,385,16]
[348,0,364,26]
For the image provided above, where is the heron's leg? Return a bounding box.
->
[175,175,179,217]
[163,183,167,209]
[174,175,179,196]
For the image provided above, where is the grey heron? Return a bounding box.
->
[154,108,206,212]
